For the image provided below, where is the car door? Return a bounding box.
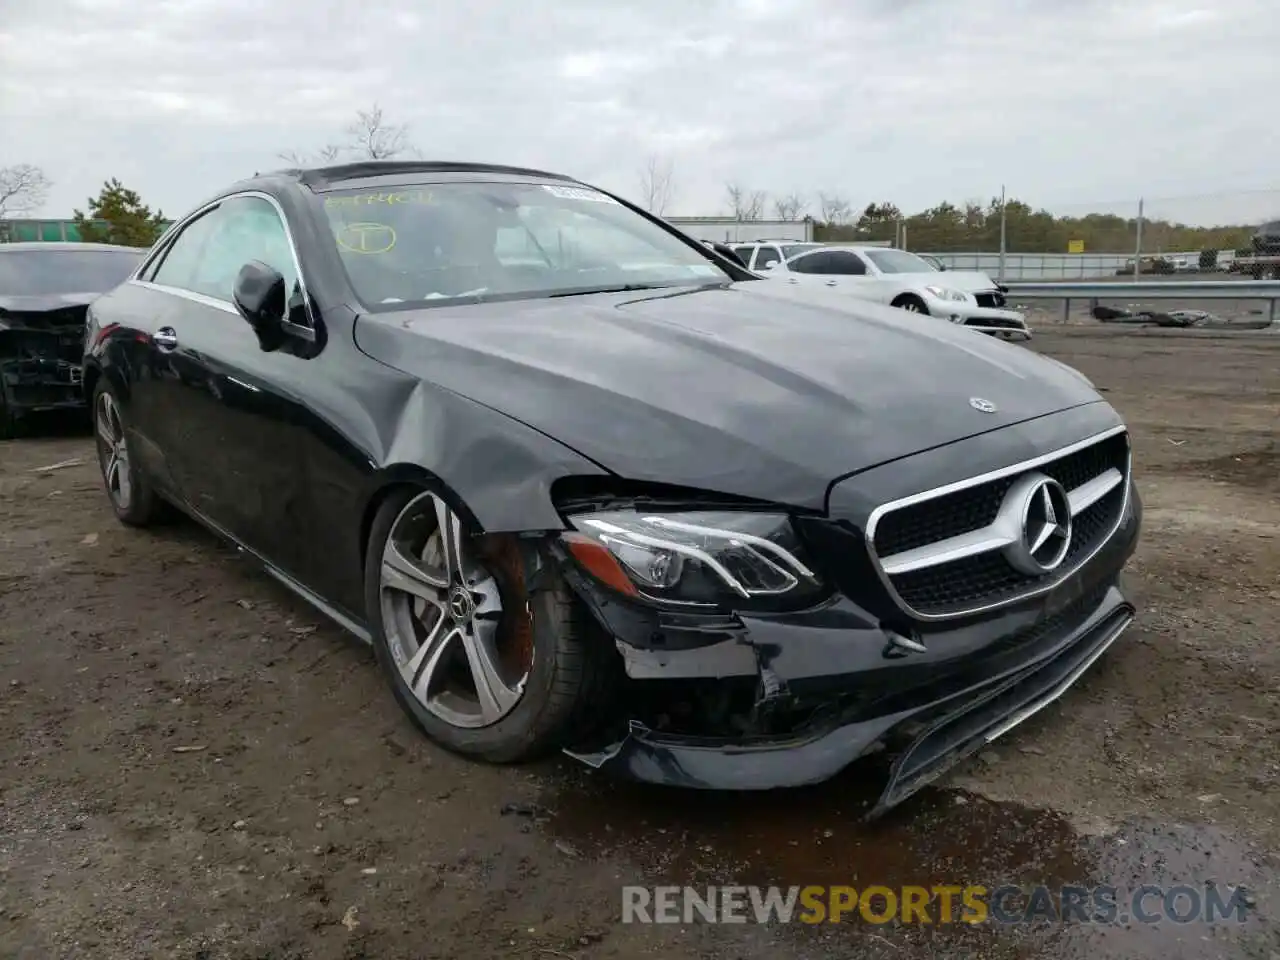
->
[783,250,834,285]
[819,251,884,299]
[144,194,313,573]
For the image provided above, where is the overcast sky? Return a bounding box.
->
[2,0,1278,224]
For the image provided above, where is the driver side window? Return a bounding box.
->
[825,252,867,276]
[150,197,302,311]
[188,197,300,303]
[788,252,830,274]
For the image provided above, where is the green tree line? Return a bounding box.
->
[73,179,168,247]
[815,199,1255,254]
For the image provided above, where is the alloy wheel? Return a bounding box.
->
[379,491,528,729]
[900,300,922,313]
[95,392,132,511]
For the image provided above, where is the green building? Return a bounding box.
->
[0,218,174,244]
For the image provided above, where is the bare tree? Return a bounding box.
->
[0,164,51,218]
[817,191,852,225]
[725,183,746,220]
[278,104,412,166]
[344,103,411,160]
[638,154,677,215]
[774,192,806,221]
[726,183,768,220]
[277,144,343,165]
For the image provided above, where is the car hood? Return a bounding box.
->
[0,293,97,333]
[353,282,1103,510]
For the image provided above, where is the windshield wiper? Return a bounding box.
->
[547,281,716,299]
[547,282,682,298]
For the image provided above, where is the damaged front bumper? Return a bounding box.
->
[0,306,91,420]
[1,357,85,413]
[937,302,1032,341]
[559,479,1140,817]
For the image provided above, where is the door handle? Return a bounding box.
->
[154,327,178,351]
[825,280,838,286]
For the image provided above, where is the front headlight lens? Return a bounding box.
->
[562,510,827,611]
[925,285,970,302]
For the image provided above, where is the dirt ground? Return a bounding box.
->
[2,325,1278,960]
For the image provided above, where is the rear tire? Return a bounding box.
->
[893,294,929,315]
[364,486,610,763]
[92,380,167,527]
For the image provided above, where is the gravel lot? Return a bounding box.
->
[2,325,1278,960]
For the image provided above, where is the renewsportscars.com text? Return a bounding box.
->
[621,884,1252,925]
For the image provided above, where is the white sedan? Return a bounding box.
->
[757,245,1031,341]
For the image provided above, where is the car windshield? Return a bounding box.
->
[318,180,732,308]
[863,249,938,274]
[0,249,143,296]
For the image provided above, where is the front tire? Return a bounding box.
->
[364,487,608,763]
[92,380,166,526]
[893,294,929,315]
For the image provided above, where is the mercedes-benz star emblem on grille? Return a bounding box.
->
[969,397,998,413]
[1003,475,1073,575]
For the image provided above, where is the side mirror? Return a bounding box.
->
[233,260,288,351]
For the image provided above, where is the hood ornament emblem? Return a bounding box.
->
[969,397,998,413]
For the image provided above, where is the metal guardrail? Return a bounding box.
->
[1002,280,1280,325]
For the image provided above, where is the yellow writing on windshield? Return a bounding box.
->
[325,190,435,207]
[336,222,397,254]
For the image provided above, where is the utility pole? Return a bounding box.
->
[1134,198,1144,277]
[998,185,1007,282]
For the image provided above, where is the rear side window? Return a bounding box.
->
[0,250,143,296]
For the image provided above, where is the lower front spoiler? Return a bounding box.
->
[565,595,1134,818]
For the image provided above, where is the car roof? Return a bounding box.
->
[226,160,584,196]
[808,244,900,254]
[0,241,144,254]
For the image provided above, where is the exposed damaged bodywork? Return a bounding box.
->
[550,414,1142,817]
[0,244,144,435]
[0,298,91,419]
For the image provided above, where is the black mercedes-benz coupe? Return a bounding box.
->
[0,241,144,437]
[83,161,1140,815]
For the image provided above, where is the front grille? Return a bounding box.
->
[869,430,1130,619]
[973,291,1007,309]
[965,317,1023,330]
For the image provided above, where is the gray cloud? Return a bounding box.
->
[1,0,1277,221]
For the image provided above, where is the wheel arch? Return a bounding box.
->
[357,466,486,581]
[82,354,132,409]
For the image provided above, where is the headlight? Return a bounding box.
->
[924,285,970,303]
[561,509,828,611]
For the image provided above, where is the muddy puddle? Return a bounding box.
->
[536,766,1278,959]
